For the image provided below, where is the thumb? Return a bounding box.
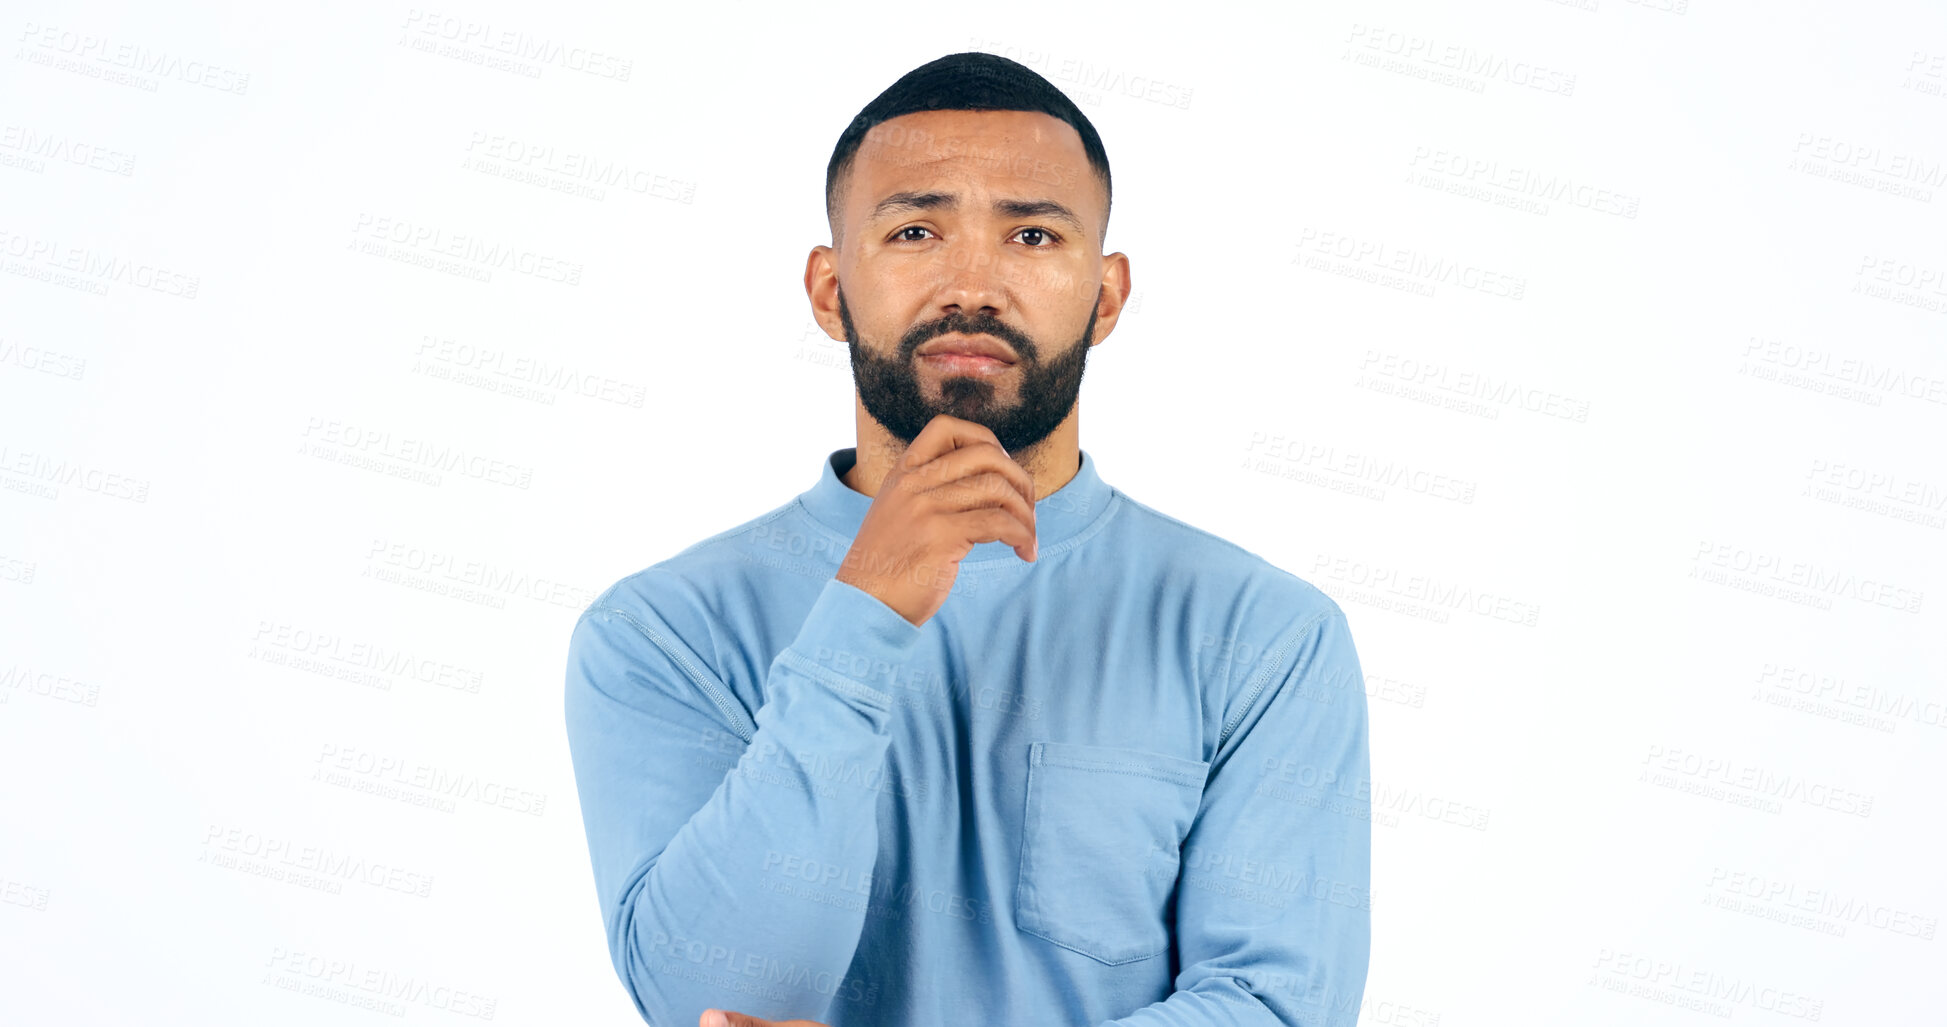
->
[703,1010,767,1027]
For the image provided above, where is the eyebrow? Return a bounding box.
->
[866,191,1086,235]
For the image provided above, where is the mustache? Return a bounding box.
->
[901,314,1035,360]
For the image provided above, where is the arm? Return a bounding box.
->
[1103,606,1373,1027]
[564,574,922,1026]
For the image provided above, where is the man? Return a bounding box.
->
[564,52,1372,1027]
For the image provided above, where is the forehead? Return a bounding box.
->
[844,108,1099,217]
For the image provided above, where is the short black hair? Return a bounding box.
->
[825,51,1112,245]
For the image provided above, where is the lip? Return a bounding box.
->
[919,353,1015,375]
[916,334,1017,364]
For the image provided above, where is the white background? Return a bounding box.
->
[2,1,1942,1025]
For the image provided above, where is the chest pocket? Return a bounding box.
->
[1014,741,1211,965]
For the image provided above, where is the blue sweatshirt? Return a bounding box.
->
[564,447,1371,1027]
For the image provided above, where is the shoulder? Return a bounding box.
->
[566,501,821,735]
[577,498,811,637]
[1109,487,1346,633]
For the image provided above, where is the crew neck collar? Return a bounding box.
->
[798,446,1116,565]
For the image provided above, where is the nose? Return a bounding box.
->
[930,236,1009,320]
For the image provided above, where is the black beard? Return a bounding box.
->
[838,284,1097,455]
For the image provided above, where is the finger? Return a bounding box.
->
[952,506,1038,562]
[903,436,1037,513]
[902,417,1036,503]
[903,413,1005,467]
[921,470,1037,538]
[719,1010,790,1027]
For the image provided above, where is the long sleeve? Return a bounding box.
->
[563,574,923,1027]
[1102,605,1373,1027]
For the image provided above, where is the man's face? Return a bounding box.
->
[823,108,1112,454]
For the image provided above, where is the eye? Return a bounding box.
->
[892,225,936,243]
[1015,227,1059,247]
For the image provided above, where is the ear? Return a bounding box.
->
[1087,251,1133,345]
[805,246,846,343]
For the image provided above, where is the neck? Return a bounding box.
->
[842,404,1081,502]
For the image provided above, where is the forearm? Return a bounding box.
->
[1099,972,1362,1027]
[621,672,892,1021]
[1099,977,1284,1027]
[568,578,923,1026]
[1103,607,1371,1027]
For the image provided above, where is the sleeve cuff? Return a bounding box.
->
[773,576,927,707]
